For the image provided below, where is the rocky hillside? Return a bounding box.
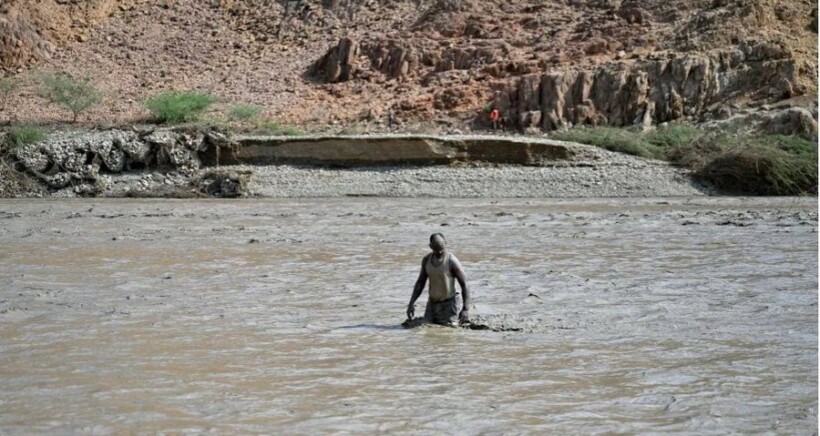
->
[0,0,816,131]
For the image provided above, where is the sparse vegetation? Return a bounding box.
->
[339,125,364,135]
[37,72,102,122]
[684,132,817,195]
[0,78,20,111]
[228,104,262,122]
[645,124,702,149]
[145,92,215,124]
[259,121,302,136]
[553,125,817,195]
[6,125,47,149]
[553,126,660,158]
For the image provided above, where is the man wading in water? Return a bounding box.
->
[406,233,471,326]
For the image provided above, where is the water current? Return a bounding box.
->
[0,197,816,434]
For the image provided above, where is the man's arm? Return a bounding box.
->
[451,256,471,323]
[407,256,428,320]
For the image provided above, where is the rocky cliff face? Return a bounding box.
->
[495,40,801,131]
[0,0,133,70]
[306,0,816,131]
[0,11,55,71]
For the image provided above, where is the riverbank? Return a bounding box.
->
[215,161,706,198]
[1,128,712,198]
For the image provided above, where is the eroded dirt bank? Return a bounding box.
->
[1,128,709,198]
[0,197,816,433]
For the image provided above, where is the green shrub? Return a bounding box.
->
[553,124,817,195]
[228,104,262,122]
[7,125,47,148]
[767,134,817,156]
[691,133,817,195]
[145,92,215,124]
[38,72,102,122]
[645,124,703,149]
[552,126,659,158]
[553,124,707,159]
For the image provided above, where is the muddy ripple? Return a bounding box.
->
[0,197,816,434]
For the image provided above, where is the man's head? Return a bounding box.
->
[429,233,446,255]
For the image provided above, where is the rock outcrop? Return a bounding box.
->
[705,103,820,140]
[0,0,129,70]
[311,37,423,82]
[310,37,359,83]
[0,12,56,70]
[11,128,213,195]
[495,40,802,131]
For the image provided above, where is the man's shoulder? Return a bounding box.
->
[448,252,463,268]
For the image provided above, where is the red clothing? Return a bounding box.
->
[489,109,500,121]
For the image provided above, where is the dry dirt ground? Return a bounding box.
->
[0,0,816,130]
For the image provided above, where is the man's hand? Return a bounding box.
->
[459,308,470,324]
[406,303,415,320]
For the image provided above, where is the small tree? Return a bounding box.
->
[38,72,102,122]
[0,77,20,112]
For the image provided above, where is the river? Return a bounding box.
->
[0,197,816,434]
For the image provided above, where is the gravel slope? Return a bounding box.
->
[219,141,711,198]
[227,163,706,198]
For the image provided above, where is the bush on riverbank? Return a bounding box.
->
[552,124,702,159]
[145,92,215,123]
[6,125,47,149]
[686,133,817,195]
[37,72,102,123]
[228,104,262,122]
[552,126,659,158]
[554,125,817,195]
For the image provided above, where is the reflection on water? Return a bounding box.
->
[0,197,816,433]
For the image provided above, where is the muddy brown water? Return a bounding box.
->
[0,197,816,434]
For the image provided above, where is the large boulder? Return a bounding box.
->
[310,37,359,83]
[761,107,818,138]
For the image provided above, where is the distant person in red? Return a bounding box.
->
[489,107,500,130]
